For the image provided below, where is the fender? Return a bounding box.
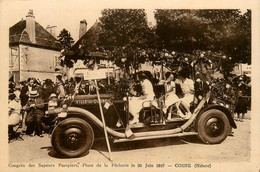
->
[198,105,237,129]
[67,107,127,138]
[66,106,200,138]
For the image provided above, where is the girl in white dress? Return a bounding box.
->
[158,72,180,119]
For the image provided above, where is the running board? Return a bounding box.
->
[129,118,187,128]
[167,118,188,122]
[113,132,198,143]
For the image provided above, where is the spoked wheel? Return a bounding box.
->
[196,109,230,144]
[51,118,94,158]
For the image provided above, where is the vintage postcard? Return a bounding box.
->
[0,0,260,171]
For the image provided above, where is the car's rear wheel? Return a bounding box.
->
[51,118,94,158]
[196,109,230,144]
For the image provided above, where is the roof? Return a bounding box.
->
[72,21,102,51]
[9,20,61,51]
[64,22,110,59]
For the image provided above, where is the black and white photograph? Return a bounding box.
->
[1,0,260,171]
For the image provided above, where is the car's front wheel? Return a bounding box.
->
[51,118,94,158]
[196,109,230,144]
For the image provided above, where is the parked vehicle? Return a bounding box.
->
[48,69,237,158]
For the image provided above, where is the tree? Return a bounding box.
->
[58,29,75,67]
[154,10,212,52]
[197,9,251,64]
[58,29,75,50]
[99,9,154,49]
[236,10,251,64]
[154,9,251,66]
[98,9,156,72]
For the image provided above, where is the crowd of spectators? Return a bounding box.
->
[8,74,106,139]
[8,75,74,138]
[8,71,251,138]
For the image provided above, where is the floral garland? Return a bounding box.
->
[77,47,238,109]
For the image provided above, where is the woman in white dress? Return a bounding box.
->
[129,72,156,124]
[175,69,194,119]
[9,93,22,137]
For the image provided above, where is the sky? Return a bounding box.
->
[1,0,156,42]
[1,0,249,42]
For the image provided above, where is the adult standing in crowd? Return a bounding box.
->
[20,78,36,107]
[78,81,88,95]
[13,85,21,100]
[65,78,76,95]
[42,79,55,103]
[8,93,22,138]
[9,81,16,94]
[235,76,249,122]
[56,75,66,99]
[35,79,43,97]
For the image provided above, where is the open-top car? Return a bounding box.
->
[47,68,237,158]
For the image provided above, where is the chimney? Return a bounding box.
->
[50,26,57,38]
[26,9,36,43]
[79,19,87,39]
[46,25,51,33]
[46,25,57,38]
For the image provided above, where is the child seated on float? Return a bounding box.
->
[158,72,180,120]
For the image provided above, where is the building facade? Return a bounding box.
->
[9,10,62,83]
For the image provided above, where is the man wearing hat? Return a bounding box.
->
[20,78,36,107]
[48,93,58,110]
[42,79,55,103]
[24,90,45,137]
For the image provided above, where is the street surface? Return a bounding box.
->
[9,113,251,164]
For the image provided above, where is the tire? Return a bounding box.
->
[196,109,230,144]
[51,118,94,158]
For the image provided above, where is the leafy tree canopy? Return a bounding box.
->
[154,9,251,64]
[58,29,75,67]
[58,29,75,51]
[99,9,154,49]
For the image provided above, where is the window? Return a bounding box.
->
[54,54,61,68]
[9,56,14,67]
[10,48,18,67]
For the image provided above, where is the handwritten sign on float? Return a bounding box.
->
[83,70,107,80]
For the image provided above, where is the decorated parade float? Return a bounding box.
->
[46,48,240,160]
[44,9,251,159]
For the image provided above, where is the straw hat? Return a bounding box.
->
[49,93,57,98]
[29,90,39,98]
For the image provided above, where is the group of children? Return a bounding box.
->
[128,68,195,125]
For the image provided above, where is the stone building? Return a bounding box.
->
[9,9,62,83]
